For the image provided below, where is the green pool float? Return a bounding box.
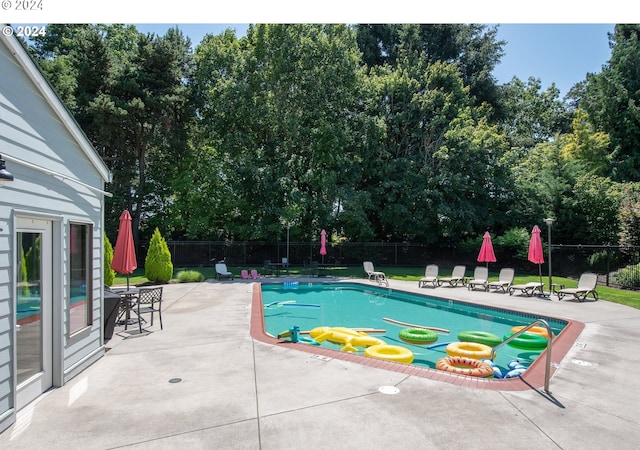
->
[458,330,502,347]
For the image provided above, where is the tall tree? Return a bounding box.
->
[30,25,195,244]
[499,77,571,151]
[582,24,640,181]
[191,24,367,241]
[355,24,505,111]
[361,52,510,241]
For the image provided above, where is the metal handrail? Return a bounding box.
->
[490,319,553,393]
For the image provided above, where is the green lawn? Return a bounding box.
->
[113,265,640,310]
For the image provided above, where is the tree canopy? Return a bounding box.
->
[25,23,640,248]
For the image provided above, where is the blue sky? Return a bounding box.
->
[136,23,615,97]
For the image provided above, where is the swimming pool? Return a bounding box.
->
[252,281,584,390]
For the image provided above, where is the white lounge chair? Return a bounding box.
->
[438,265,466,287]
[557,273,598,302]
[363,261,388,286]
[215,263,234,280]
[418,264,439,288]
[467,266,489,291]
[509,282,544,297]
[487,268,515,293]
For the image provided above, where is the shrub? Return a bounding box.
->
[20,246,30,296]
[495,227,530,261]
[145,228,173,283]
[175,270,205,283]
[588,249,620,273]
[614,263,640,289]
[104,233,115,286]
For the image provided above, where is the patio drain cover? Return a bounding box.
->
[169,378,182,383]
[378,386,399,395]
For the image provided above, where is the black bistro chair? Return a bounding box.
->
[136,287,164,332]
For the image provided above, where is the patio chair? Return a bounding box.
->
[438,265,466,287]
[135,286,163,332]
[251,269,261,279]
[557,273,599,302]
[241,269,251,280]
[308,260,319,277]
[418,264,439,288]
[487,268,515,293]
[363,261,388,286]
[215,263,234,280]
[262,260,274,277]
[467,266,489,291]
[508,282,544,297]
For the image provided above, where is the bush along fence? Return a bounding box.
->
[133,241,640,290]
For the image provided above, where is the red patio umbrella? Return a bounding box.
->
[477,231,497,267]
[111,210,137,289]
[528,225,545,290]
[320,229,327,263]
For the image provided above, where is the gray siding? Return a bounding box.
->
[1,32,109,430]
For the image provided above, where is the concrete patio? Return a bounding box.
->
[2,277,639,449]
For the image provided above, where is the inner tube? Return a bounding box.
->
[399,328,438,345]
[436,356,494,377]
[446,342,494,360]
[503,331,548,350]
[504,360,528,378]
[458,331,502,347]
[510,326,554,339]
[364,344,414,364]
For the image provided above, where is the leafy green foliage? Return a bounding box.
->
[494,227,530,260]
[20,247,29,296]
[175,270,205,283]
[588,250,620,273]
[104,233,115,286]
[614,263,640,289]
[618,183,640,247]
[144,228,173,283]
[582,25,640,181]
[26,23,640,250]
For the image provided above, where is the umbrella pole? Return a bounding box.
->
[537,264,546,297]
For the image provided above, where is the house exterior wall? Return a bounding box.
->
[0,33,110,433]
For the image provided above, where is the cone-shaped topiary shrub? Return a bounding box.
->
[145,228,173,283]
[104,232,115,286]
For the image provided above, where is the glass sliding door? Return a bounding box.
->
[15,217,52,410]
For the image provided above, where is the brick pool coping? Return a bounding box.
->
[250,282,585,391]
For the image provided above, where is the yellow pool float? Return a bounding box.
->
[364,344,414,364]
[446,342,493,360]
[309,327,385,352]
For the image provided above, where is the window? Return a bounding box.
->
[69,223,92,335]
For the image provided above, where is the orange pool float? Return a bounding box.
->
[436,356,494,377]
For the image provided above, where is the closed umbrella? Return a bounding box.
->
[111,210,137,290]
[477,231,497,268]
[320,230,327,263]
[528,225,545,292]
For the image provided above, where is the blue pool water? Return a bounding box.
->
[261,282,567,374]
